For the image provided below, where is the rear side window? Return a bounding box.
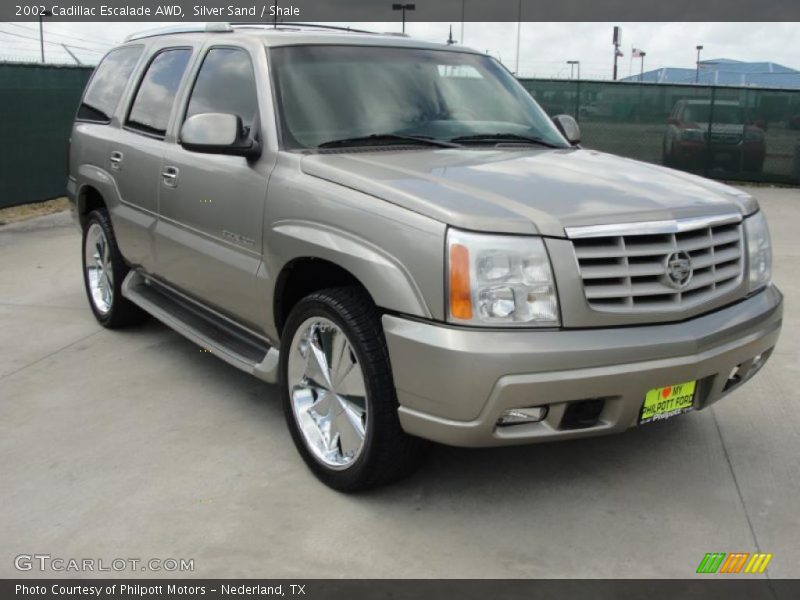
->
[185,48,258,131]
[77,46,142,123]
[126,48,192,137]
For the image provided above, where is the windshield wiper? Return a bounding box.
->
[318,133,460,149]
[449,133,562,148]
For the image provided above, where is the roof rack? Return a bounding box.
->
[123,22,378,44]
[230,22,374,34]
[124,23,232,42]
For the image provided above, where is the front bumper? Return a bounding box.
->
[383,286,782,447]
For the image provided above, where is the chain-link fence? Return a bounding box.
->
[519,78,800,185]
[0,62,93,208]
[2,66,799,209]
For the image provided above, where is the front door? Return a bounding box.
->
[155,46,269,328]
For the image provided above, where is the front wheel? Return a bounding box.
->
[280,286,428,492]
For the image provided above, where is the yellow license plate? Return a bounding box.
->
[640,380,696,424]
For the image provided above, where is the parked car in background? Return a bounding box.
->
[68,24,782,491]
[663,99,766,173]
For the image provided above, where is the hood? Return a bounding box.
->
[301,148,757,236]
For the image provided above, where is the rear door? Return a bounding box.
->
[155,45,270,327]
[72,45,144,259]
[107,46,193,271]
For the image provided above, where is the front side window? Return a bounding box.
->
[78,46,142,122]
[127,48,192,137]
[185,48,259,132]
[269,45,568,149]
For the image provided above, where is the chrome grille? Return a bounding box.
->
[569,216,744,313]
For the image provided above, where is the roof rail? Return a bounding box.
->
[124,22,233,42]
[230,22,374,34]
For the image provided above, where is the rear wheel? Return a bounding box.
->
[82,209,146,328]
[280,286,428,491]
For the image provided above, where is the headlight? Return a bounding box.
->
[447,229,560,327]
[744,211,772,292]
[680,128,705,141]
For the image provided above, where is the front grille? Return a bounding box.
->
[571,218,744,313]
[707,132,741,145]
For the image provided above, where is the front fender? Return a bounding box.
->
[271,219,432,319]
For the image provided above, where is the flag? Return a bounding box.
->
[632,48,644,58]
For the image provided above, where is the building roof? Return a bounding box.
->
[620,58,800,89]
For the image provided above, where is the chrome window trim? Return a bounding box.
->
[565,213,743,239]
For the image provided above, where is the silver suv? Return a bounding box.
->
[68,24,782,491]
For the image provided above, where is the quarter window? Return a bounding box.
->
[127,48,192,137]
[185,48,258,131]
[77,46,143,123]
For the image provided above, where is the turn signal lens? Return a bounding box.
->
[449,243,473,320]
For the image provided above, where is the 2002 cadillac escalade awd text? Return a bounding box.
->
[67,23,783,491]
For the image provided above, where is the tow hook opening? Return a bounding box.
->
[559,398,606,430]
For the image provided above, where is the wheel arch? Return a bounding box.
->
[271,222,432,337]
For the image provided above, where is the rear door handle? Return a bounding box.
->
[109,151,123,170]
[161,166,179,188]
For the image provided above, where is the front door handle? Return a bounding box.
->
[161,166,179,188]
[109,151,123,170]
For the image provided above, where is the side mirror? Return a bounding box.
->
[180,113,261,158]
[552,114,581,145]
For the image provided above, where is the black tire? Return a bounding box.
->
[81,209,147,329]
[280,286,429,492]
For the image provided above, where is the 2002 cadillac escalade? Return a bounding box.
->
[67,23,782,491]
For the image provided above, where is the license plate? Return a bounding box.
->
[640,380,696,424]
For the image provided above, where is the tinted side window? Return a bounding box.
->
[127,48,192,137]
[78,46,142,122]
[185,48,258,130]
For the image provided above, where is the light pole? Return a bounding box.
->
[695,44,704,83]
[391,3,415,34]
[612,26,622,81]
[567,60,580,80]
[38,9,52,63]
[639,51,646,81]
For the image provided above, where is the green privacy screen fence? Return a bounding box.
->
[0,63,93,209]
[518,78,800,186]
[1,65,798,209]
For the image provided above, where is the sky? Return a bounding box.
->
[0,21,798,79]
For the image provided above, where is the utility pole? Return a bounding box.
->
[612,26,622,81]
[391,3,415,34]
[38,9,52,63]
[695,45,704,83]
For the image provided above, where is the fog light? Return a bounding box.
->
[497,406,548,426]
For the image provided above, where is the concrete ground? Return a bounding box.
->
[1,186,798,579]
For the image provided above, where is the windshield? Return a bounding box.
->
[269,45,569,150]
[684,104,743,125]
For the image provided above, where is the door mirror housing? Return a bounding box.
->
[180,113,261,158]
[552,114,581,145]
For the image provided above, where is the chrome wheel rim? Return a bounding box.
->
[287,317,368,470]
[84,222,113,314]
